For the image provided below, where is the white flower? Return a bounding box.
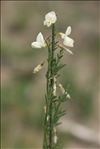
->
[31,32,46,48]
[44,11,57,27]
[54,135,58,144]
[33,62,44,74]
[59,26,74,54]
[63,35,74,48]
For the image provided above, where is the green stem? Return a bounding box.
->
[49,24,55,149]
[43,24,55,149]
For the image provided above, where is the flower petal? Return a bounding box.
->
[65,26,71,36]
[63,36,74,47]
[45,11,57,23]
[36,32,46,47]
[31,42,41,48]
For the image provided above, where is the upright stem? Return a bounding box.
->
[43,24,55,149]
[49,24,55,149]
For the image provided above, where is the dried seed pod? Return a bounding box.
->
[33,62,44,74]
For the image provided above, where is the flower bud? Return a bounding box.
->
[43,106,47,114]
[47,115,49,121]
[58,83,65,94]
[53,77,57,96]
[54,135,58,144]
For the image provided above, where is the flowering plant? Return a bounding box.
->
[31,11,74,149]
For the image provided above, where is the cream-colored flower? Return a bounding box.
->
[33,62,44,74]
[60,26,74,47]
[59,26,74,54]
[63,35,74,48]
[44,11,57,27]
[31,32,46,48]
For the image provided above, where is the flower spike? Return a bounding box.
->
[31,11,75,149]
